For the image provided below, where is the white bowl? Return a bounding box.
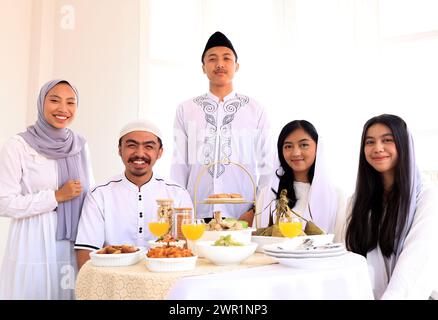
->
[89,247,145,267]
[196,241,257,266]
[148,239,186,248]
[251,236,288,253]
[199,228,255,244]
[144,255,198,272]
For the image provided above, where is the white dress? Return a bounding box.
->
[365,183,438,299]
[0,135,93,300]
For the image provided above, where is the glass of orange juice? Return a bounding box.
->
[279,215,302,238]
[148,217,170,238]
[181,218,205,255]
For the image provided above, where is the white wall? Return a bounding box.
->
[0,0,142,269]
[50,0,141,183]
[0,0,33,270]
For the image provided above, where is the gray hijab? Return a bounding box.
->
[19,79,89,242]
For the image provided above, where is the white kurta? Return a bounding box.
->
[74,173,193,251]
[260,181,347,242]
[365,183,438,299]
[171,91,274,219]
[0,135,93,300]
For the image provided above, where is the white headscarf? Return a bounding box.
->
[19,79,89,242]
[391,131,422,272]
[260,138,338,233]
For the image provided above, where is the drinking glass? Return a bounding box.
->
[181,218,206,255]
[148,217,170,238]
[278,215,302,238]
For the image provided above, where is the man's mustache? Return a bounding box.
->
[128,157,151,164]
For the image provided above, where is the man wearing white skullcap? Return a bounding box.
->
[75,119,192,269]
[118,119,163,144]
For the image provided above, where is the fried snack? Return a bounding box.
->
[97,247,107,254]
[96,244,138,254]
[208,193,242,198]
[105,246,119,254]
[121,245,138,253]
[208,193,226,198]
[156,234,178,243]
[147,246,194,258]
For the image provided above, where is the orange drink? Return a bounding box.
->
[182,223,206,241]
[279,221,302,238]
[148,220,170,237]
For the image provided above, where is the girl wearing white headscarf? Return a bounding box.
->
[259,120,346,242]
[346,114,438,299]
[0,79,93,299]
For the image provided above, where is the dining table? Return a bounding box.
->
[75,251,374,300]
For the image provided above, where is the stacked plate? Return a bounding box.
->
[263,239,347,268]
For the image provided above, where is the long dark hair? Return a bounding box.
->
[274,120,318,208]
[346,114,411,257]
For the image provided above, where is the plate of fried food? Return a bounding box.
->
[204,193,245,204]
[90,244,145,267]
[144,246,197,272]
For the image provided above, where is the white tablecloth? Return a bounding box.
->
[166,252,374,300]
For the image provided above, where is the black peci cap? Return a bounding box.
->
[201,31,238,63]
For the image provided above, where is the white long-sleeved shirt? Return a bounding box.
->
[171,91,274,219]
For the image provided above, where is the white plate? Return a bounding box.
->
[262,234,336,253]
[273,255,346,269]
[203,198,246,204]
[264,243,345,255]
[90,247,146,267]
[264,248,347,259]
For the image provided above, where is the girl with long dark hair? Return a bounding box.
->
[346,114,438,299]
[260,120,345,241]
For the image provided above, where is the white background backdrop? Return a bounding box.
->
[1,0,437,269]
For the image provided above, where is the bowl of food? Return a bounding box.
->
[144,246,197,272]
[251,236,288,253]
[200,216,255,244]
[196,236,257,266]
[89,245,145,267]
[148,235,186,248]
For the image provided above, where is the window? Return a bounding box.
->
[141,0,438,189]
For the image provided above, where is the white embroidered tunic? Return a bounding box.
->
[171,91,274,219]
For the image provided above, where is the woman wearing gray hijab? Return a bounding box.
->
[345,114,438,299]
[0,79,93,299]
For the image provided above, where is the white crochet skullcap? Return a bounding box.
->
[119,119,162,140]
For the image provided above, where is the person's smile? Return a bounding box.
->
[51,113,71,123]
